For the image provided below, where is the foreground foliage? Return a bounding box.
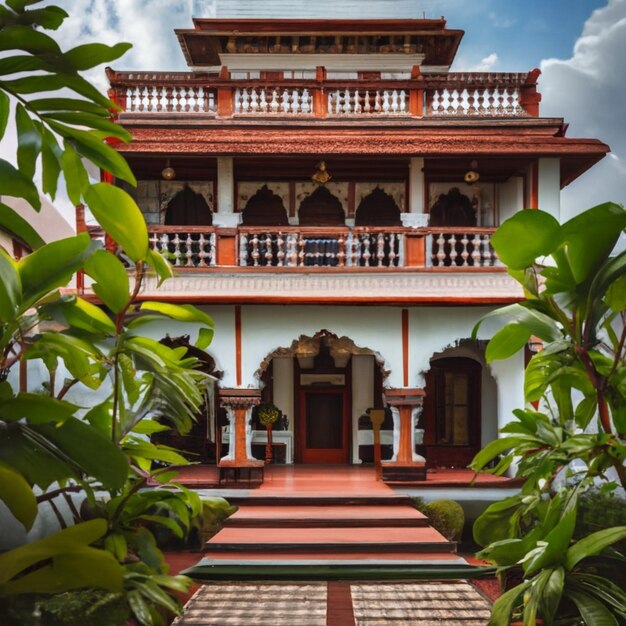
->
[0,2,219,624]
[471,203,626,625]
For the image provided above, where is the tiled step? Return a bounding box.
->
[225,505,429,528]
[206,526,455,554]
[223,494,412,506]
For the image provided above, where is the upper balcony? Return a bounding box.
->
[106,67,542,121]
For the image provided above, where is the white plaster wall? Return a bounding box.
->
[240,305,403,388]
[489,352,526,434]
[499,176,524,223]
[408,306,501,386]
[272,356,294,429]
[352,355,374,463]
[538,158,561,221]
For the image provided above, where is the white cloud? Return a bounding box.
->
[471,52,499,72]
[540,0,626,217]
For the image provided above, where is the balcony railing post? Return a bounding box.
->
[217,66,234,118]
[404,232,426,268]
[519,67,541,116]
[216,228,238,266]
[313,66,328,118]
[409,65,423,118]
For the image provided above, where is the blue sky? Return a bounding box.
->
[11,1,626,220]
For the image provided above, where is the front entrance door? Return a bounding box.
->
[299,388,349,464]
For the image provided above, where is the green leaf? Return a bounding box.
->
[83,249,130,313]
[123,439,189,466]
[45,296,116,335]
[84,184,147,262]
[0,55,47,75]
[61,144,90,205]
[540,566,565,624]
[0,158,41,210]
[565,526,626,570]
[51,123,136,185]
[33,417,129,489]
[0,24,60,55]
[473,303,561,343]
[487,581,531,626]
[146,247,174,286]
[17,233,94,309]
[139,302,214,347]
[14,6,67,30]
[0,90,9,139]
[560,202,626,284]
[127,589,153,626]
[0,393,78,424]
[470,436,524,474]
[486,323,531,363]
[64,42,132,71]
[15,103,42,179]
[473,494,526,547]
[567,589,619,626]
[43,111,131,142]
[39,125,62,199]
[0,462,37,531]
[0,203,45,249]
[0,519,123,593]
[605,273,626,312]
[0,249,21,323]
[29,98,110,116]
[491,209,561,270]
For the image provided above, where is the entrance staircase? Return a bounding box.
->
[184,466,474,581]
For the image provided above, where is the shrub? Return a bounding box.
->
[424,499,465,541]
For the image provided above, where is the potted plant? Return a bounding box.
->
[257,403,282,463]
[470,203,626,625]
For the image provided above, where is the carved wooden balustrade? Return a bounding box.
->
[106,68,541,118]
[87,224,502,271]
[427,228,500,268]
[238,227,405,268]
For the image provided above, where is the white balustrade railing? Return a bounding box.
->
[124,86,216,114]
[149,228,216,268]
[234,87,312,114]
[327,88,409,115]
[239,229,404,268]
[428,229,500,267]
[428,86,523,116]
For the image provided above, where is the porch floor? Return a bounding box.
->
[173,463,520,492]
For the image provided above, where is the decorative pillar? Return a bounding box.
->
[381,388,426,482]
[218,389,263,469]
[213,157,239,228]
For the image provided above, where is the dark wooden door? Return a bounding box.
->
[299,388,349,464]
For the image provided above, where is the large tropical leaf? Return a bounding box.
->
[0,249,21,323]
[565,527,626,570]
[17,233,94,309]
[139,302,214,348]
[0,520,123,595]
[83,249,130,314]
[491,209,561,269]
[84,184,147,263]
[0,158,41,210]
[0,461,37,531]
[0,202,46,249]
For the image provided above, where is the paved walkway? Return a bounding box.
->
[172,581,492,626]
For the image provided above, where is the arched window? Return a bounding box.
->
[298,186,345,226]
[422,357,481,467]
[164,185,212,226]
[354,187,401,226]
[241,185,289,226]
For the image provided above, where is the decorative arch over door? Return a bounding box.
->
[422,356,482,467]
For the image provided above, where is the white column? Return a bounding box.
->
[402,157,428,228]
[214,156,239,227]
[409,157,425,213]
[498,176,524,224]
[352,355,374,464]
[538,158,561,222]
[272,356,294,432]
